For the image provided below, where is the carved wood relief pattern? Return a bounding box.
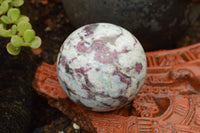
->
[33,43,200,132]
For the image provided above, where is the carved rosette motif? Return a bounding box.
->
[33,43,200,132]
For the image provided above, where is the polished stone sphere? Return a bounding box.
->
[57,23,147,112]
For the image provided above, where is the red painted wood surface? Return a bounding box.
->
[33,43,200,132]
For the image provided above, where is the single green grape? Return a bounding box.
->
[30,36,42,49]
[17,21,32,36]
[7,42,21,55]
[23,29,35,43]
[11,35,23,47]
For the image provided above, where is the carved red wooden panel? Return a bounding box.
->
[33,43,200,132]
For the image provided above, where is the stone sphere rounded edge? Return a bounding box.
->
[57,23,147,112]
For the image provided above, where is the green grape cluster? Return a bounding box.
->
[0,0,41,55]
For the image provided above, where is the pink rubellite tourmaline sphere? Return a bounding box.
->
[57,23,147,112]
